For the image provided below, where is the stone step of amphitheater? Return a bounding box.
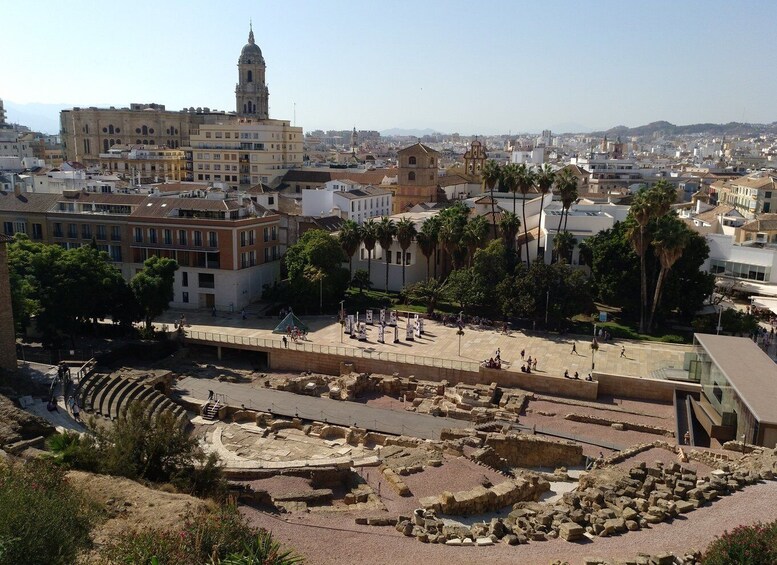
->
[74,371,189,431]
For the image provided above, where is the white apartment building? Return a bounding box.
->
[301,179,392,223]
[0,127,34,172]
[190,117,303,189]
[510,145,545,165]
[541,201,629,265]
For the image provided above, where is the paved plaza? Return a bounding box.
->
[159,309,693,380]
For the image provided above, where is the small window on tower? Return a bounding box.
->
[247,70,253,83]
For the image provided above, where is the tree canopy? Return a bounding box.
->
[284,229,349,310]
[130,256,178,330]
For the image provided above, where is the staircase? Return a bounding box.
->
[202,402,221,421]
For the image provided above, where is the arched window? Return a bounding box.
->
[408,156,416,165]
[247,70,253,83]
[108,125,114,134]
[143,139,148,145]
[243,103,247,113]
[110,139,115,147]
[103,139,109,152]
[408,171,416,181]
[116,139,121,144]
[429,158,434,165]
[142,125,148,136]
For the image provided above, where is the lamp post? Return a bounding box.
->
[717,304,723,335]
[457,324,464,357]
[591,337,599,372]
[339,300,345,343]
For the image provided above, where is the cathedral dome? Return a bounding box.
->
[239,26,264,64]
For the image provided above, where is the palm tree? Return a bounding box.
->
[499,211,521,252]
[360,219,378,283]
[418,217,439,280]
[625,193,652,333]
[395,217,417,288]
[463,215,489,266]
[648,179,678,216]
[481,159,502,239]
[376,216,396,292]
[439,214,464,270]
[408,278,446,315]
[338,219,362,282]
[515,163,536,267]
[502,163,520,215]
[535,163,556,261]
[555,169,579,233]
[647,215,689,332]
[553,230,577,264]
[416,231,434,281]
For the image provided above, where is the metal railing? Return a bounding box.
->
[184,329,480,372]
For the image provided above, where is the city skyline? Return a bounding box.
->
[3,0,777,135]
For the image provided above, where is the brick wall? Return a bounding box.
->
[0,240,17,371]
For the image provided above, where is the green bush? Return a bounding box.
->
[49,401,227,499]
[100,505,300,565]
[702,521,777,564]
[658,334,685,343]
[0,459,99,565]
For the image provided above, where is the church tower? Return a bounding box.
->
[236,23,269,118]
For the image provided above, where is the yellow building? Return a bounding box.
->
[392,143,442,213]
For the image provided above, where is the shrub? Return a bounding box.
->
[100,505,300,565]
[702,521,777,565]
[0,459,99,565]
[47,431,101,472]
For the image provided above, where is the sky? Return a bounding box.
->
[2,0,777,135]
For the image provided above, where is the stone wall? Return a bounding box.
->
[484,433,584,469]
[419,475,549,516]
[596,373,700,402]
[0,239,17,372]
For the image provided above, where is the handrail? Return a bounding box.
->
[184,329,481,372]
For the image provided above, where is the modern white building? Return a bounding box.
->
[301,179,392,223]
[510,145,545,165]
[541,201,629,265]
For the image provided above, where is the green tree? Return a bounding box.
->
[285,229,348,310]
[501,162,520,215]
[515,163,537,267]
[438,205,468,270]
[395,217,417,288]
[130,255,179,331]
[499,211,521,270]
[337,219,362,281]
[375,216,397,292]
[626,191,653,333]
[408,278,446,314]
[481,159,502,238]
[416,230,435,281]
[472,239,508,290]
[553,230,577,264]
[535,163,556,260]
[647,215,691,332]
[359,219,378,281]
[462,214,489,266]
[555,168,579,232]
[445,268,483,312]
[351,269,372,294]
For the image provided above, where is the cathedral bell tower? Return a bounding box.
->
[236,23,269,118]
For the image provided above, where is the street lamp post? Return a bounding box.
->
[591,337,599,372]
[545,290,550,327]
[339,300,345,343]
[717,304,723,335]
[457,325,464,357]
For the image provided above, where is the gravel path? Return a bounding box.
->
[242,481,777,565]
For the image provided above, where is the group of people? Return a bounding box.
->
[563,369,593,382]
[484,347,503,369]
[595,328,613,341]
[519,349,538,373]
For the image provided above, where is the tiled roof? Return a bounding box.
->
[741,214,777,232]
[0,191,60,213]
[397,142,438,156]
[438,174,471,187]
[55,192,147,206]
[731,174,776,190]
[694,205,739,224]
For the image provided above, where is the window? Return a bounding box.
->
[409,156,416,165]
[271,226,277,240]
[108,246,121,261]
[68,224,78,238]
[2,222,11,236]
[198,273,215,289]
[396,251,402,264]
[182,291,189,303]
[181,272,188,287]
[163,229,172,244]
[111,226,121,241]
[54,223,63,237]
[32,223,43,240]
[408,172,416,181]
[148,228,157,244]
[264,248,270,262]
[178,230,187,245]
[208,231,217,247]
[405,252,411,265]
[193,231,202,246]
[81,225,92,239]
[240,231,247,247]
[249,230,255,245]
[133,227,142,242]
[263,227,269,242]
[96,225,106,240]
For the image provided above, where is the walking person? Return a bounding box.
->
[520,349,525,360]
[241,308,247,320]
[532,358,537,371]
[620,345,625,358]
[571,342,577,354]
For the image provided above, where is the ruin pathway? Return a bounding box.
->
[176,376,469,440]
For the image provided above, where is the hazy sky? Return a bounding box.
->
[2,0,777,134]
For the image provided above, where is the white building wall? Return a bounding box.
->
[169,261,280,311]
[352,239,426,292]
[301,188,333,217]
[704,234,777,283]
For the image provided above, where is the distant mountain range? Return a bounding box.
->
[590,120,777,138]
[379,128,441,137]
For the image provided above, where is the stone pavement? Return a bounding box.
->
[177,376,468,440]
[159,309,693,380]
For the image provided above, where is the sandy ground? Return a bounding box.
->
[242,481,777,565]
